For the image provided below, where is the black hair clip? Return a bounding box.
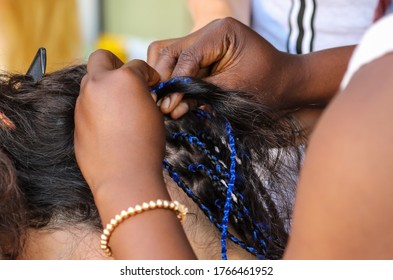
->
[26,47,46,82]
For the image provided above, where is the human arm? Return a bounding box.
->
[284,52,393,259]
[74,50,196,259]
[147,18,354,119]
[188,0,250,31]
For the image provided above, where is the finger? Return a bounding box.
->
[147,38,180,80]
[160,92,184,114]
[86,49,124,75]
[122,59,161,86]
[170,99,199,119]
[171,37,225,78]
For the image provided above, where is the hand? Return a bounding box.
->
[148,17,302,118]
[74,50,164,194]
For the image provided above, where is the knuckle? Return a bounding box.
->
[158,45,176,59]
[117,66,137,80]
[147,40,162,53]
[175,50,198,76]
[218,17,237,28]
[215,17,240,37]
[89,49,112,60]
[147,40,172,58]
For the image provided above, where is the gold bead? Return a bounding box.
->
[149,201,156,209]
[110,218,118,226]
[156,199,163,207]
[127,207,135,216]
[177,204,188,222]
[121,210,128,219]
[106,224,114,232]
[101,234,108,241]
[103,229,110,236]
[103,247,112,256]
[135,205,143,213]
[163,200,169,208]
[115,214,122,222]
[101,239,108,245]
[142,202,149,210]
[101,244,108,249]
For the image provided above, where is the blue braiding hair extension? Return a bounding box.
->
[187,160,269,252]
[220,119,237,260]
[153,77,275,259]
[163,160,265,259]
[193,108,212,120]
[168,120,268,259]
[151,77,193,100]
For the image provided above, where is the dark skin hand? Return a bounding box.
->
[74,50,196,259]
[148,17,354,119]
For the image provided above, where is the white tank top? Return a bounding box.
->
[251,0,379,54]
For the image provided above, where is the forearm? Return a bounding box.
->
[284,45,356,107]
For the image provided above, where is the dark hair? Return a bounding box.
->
[0,65,303,259]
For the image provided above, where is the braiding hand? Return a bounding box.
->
[74,50,165,195]
[147,17,302,119]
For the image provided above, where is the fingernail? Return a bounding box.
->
[162,97,171,110]
[151,93,158,102]
[156,98,162,107]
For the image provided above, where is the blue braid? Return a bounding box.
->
[220,120,237,260]
[188,163,222,181]
[194,108,212,120]
[188,163,229,180]
[187,157,268,251]
[170,129,270,258]
[171,132,220,162]
[151,77,193,93]
[163,160,219,225]
[172,132,206,148]
[172,132,232,181]
[237,192,269,250]
[163,160,265,259]
[153,76,274,258]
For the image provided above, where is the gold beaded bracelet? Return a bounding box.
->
[100,199,188,257]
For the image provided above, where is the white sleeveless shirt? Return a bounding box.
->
[251,0,379,54]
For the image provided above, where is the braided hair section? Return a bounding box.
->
[155,78,304,259]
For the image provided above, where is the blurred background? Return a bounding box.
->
[0,0,193,73]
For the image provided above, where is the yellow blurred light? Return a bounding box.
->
[95,34,128,63]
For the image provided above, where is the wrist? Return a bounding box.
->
[281,46,356,108]
[94,174,170,225]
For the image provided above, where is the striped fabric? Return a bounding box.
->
[251,0,389,54]
[286,0,317,54]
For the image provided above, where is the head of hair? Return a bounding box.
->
[0,65,303,259]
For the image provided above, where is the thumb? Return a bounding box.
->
[122,59,161,86]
